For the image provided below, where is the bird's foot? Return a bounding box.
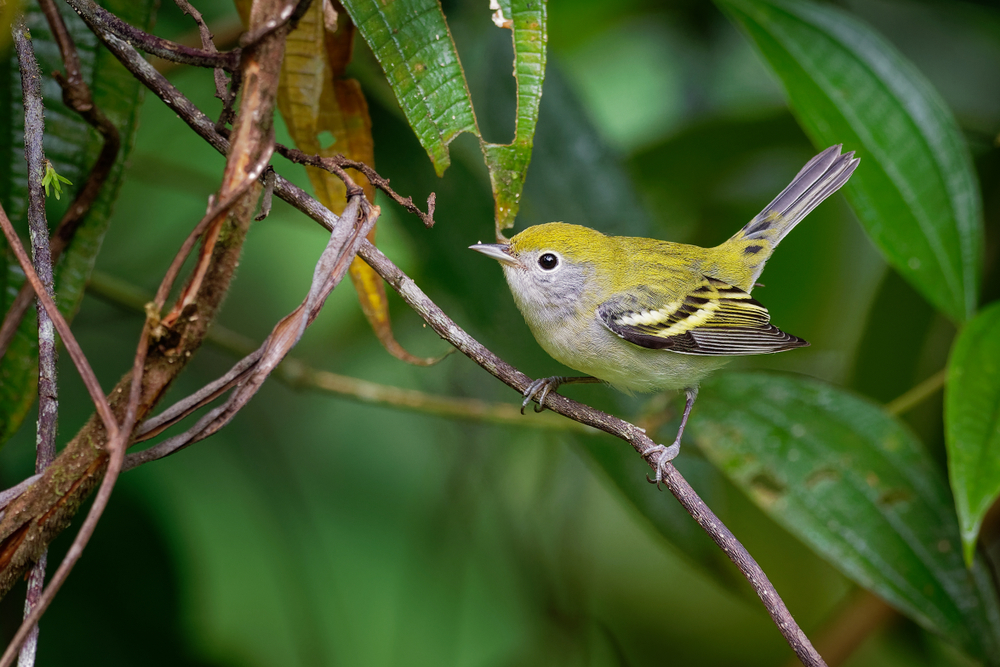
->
[644,441,681,489]
[521,376,568,414]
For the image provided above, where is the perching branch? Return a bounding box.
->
[358,242,827,667]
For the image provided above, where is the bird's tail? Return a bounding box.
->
[725,145,859,286]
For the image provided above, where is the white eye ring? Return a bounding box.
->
[538,252,560,271]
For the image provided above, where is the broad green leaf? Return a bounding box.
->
[946,301,1000,566]
[0,0,153,445]
[718,0,982,323]
[692,372,1000,663]
[340,0,478,176]
[482,0,547,231]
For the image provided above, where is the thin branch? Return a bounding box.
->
[885,368,947,416]
[781,590,895,667]
[0,477,42,518]
[172,0,235,125]
[17,553,46,667]
[274,143,436,227]
[131,350,262,443]
[13,18,58,468]
[12,18,58,666]
[153,14,246,76]
[0,0,122,362]
[0,199,125,667]
[62,0,240,71]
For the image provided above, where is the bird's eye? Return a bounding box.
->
[538,253,559,270]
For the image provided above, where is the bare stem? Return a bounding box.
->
[0,0,122,363]
[12,22,59,664]
[885,368,947,416]
[62,0,240,70]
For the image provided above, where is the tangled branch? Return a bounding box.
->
[0,4,828,667]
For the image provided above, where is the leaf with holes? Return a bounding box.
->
[482,0,547,231]
[340,0,477,176]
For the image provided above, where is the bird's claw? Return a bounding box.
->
[644,442,681,489]
[521,377,560,414]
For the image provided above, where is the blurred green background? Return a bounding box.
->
[2,0,999,665]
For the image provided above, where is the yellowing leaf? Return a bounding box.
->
[274,0,436,365]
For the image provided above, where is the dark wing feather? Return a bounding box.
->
[597,277,808,356]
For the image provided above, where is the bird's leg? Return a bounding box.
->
[646,386,699,488]
[522,376,601,414]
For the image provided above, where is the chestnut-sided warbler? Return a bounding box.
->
[471,145,859,483]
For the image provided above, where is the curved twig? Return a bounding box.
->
[64,0,240,71]
[273,143,436,227]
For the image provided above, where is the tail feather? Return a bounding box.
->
[737,144,859,245]
[724,145,859,289]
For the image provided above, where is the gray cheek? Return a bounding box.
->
[503,264,591,323]
[533,264,592,318]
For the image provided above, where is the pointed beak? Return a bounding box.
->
[469,242,519,267]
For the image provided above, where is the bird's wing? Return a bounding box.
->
[596,276,808,356]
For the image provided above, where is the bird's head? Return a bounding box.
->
[470,222,609,322]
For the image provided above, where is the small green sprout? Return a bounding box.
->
[42,161,72,200]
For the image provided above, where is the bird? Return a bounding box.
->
[471,145,859,484]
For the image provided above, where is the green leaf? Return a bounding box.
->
[0,0,153,445]
[946,301,1000,567]
[692,372,1000,663]
[482,0,547,231]
[42,160,73,199]
[718,0,982,323]
[340,0,478,176]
